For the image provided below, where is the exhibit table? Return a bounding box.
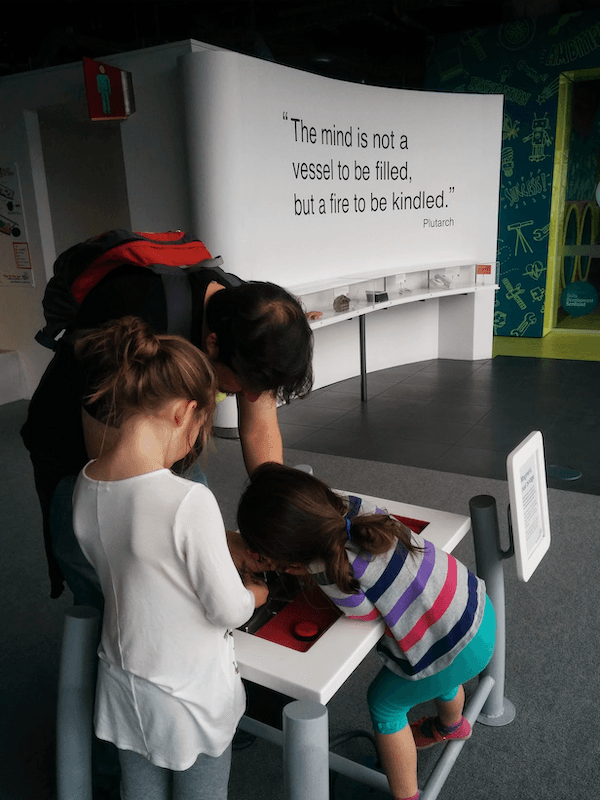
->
[235,492,475,799]
[234,493,471,704]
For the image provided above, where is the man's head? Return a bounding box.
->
[204,281,313,402]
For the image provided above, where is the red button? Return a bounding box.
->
[294,621,320,641]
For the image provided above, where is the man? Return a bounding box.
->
[22,245,314,598]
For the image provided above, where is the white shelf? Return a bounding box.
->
[289,259,485,297]
[293,262,498,330]
[306,284,498,329]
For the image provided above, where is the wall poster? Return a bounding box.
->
[0,163,32,287]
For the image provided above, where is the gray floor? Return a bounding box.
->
[279,356,600,497]
[1,355,599,799]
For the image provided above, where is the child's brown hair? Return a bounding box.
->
[75,316,217,460]
[237,462,422,594]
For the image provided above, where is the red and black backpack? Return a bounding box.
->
[35,229,233,349]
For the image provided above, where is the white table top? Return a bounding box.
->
[233,493,471,704]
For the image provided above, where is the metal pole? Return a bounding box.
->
[56,606,100,800]
[243,678,495,798]
[420,674,495,800]
[359,314,367,401]
[469,495,516,726]
[283,700,329,800]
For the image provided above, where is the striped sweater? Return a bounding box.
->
[310,495,486,681]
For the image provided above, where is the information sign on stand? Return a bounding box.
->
[506,431,551,582]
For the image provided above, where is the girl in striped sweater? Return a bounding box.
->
[237,463,496,800]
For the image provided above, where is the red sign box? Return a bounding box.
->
[83,56,127,121]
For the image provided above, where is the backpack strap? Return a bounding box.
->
[150,257,225,339]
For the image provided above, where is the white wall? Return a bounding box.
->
[37,100,130,258]
[179,48,503,386]
[179,49,503,284]
[0,41,205,397]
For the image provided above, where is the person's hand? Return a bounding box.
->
[283,564,309,576]
[306,310,323,320]
[243,573,269,607]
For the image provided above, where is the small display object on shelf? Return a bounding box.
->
[365,290,389,303]
[333,294,351,312]
[430,273,452,289]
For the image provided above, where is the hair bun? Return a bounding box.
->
[112,316,160,366]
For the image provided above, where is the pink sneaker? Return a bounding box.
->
[410,716,472,749]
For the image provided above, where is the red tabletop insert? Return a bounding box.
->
[253,514,429,652]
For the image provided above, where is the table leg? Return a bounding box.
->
[283,700,329,800]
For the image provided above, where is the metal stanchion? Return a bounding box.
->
[56,606,100,800]
[283,700,329,800]
[469,495,516,726]
[420,675,495,800]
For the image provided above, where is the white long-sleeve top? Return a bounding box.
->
[73,464,255,770]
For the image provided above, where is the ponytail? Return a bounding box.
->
[237,462,422,595]
[74,316,217,435]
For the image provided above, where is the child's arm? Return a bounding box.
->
[309,560,381,622]
[177,486,262,628]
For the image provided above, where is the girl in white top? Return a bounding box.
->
[72,316,268,800]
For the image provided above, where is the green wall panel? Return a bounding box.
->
[427,11,600,337]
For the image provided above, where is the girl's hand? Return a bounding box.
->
[243,573,269,607]
[284,564,309,575]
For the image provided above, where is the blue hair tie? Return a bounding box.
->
[345,517,352,540]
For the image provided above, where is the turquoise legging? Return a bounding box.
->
[367,596,496,734]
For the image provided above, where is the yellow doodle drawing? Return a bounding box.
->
[501,147,515,177]
[503,171,549,209]
[524,260,546,280]
[494,310,507,333]
[517,60,548,84]
[533,223,550,241]
[461,29,487,60]
[496,238,512,263]
[507,220,534,254]
[510,312,537,336]
[523,113,552,161]
[531,286,545,303]
[548,12,582,36]
[502,278,527,310]
[503,113,521,140]
[537,77,560,105]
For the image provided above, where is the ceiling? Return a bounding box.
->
[2,0,598,88]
